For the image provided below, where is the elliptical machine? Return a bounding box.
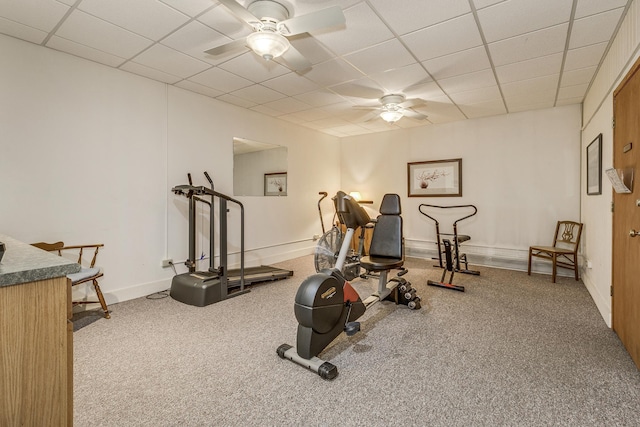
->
[277,192,420,380]
[418,204,480,292]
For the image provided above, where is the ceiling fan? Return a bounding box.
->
[205,0,346,71]
[354,94,428,124]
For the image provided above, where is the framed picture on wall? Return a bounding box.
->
[408,158,462,197]
[264,172,287,196]
[587,133,602,195]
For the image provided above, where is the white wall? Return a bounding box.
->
[0,34,341,304]
[340,105,582,270]
[580,0,640,327]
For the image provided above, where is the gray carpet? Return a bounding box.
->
[73,256,640,426]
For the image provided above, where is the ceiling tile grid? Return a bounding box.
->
[0,0,633,136]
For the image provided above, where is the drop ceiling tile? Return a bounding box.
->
[188,67,252,92]
[569,8,624,49]
[368,0,470,36]
[424,100,467,124]
[216,93,257,108]
[495,52,563,84]
[574,0,629,19]
[306,117,352,129]
[282,108,332,123]
[301,58,363,87]
[57,0,75,5]
[472,0,506,10]
[55,10,153,59]
[422,46,491,80]
[261,72,319,96]
[501,74,559,98]
[250,104,283,117]
[219,52,290,82]
[0,17,48,44]
[309,3,394,56]
[160,0,214,18]
[509,100,555,112]
[344,39,416,76]
[438,69,497,95]
[369,63,432,94]
[293,89,347,107]
[262,97,312,114]
[557,83,588,100]
[560,66,597,86]
[489,23,568,67]
[563,42,608,71]
[78,0,189,40]
[175,80,224,98]
[130,44,211,78]
[119,61,182,84]
[0,0,69,32]
[162,21,238,65]
[404,81,448,100]
[459,98,507,118]
[448,85,502,105]
[401,14,482,61]
[47,35,126,67]
[477,0,572,43]
[230,84,286,104]
[556,96,583,106]
[290,0,362,16]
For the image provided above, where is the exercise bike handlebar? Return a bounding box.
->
[418,204,478,226]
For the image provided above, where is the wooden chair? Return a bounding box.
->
[527,221,583,283]
[31,242,110,319]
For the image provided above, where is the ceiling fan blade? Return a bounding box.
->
[401,98,427,108]
[204,38,248,56]
[279,45,312,71]
[404,109,428,120]
[278,6,345,36]
[353,106,379,110]
[218,0,261,26]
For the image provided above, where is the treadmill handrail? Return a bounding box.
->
[172,182,245,291]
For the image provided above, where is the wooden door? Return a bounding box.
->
[612,56,640,370]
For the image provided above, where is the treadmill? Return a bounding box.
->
[169,172,292,307]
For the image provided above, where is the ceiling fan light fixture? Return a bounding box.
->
[380,108,403,123]
[246,31,290,60]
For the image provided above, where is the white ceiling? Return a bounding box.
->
[0,0,632,136]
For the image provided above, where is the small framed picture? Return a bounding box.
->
[408,159,462,197]
[264,172,287,196]
[587,134,602,195]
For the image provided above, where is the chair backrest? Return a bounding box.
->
[31,241,64,254]
[553,221,583,252]
[368,194,403,259]
[31,242,103,268]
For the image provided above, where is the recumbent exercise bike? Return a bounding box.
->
[277,192,421,380]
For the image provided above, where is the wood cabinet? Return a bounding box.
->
[0,234,78,427]
[0,277,73,426]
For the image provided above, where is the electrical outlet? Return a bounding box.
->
[162,259,173,268]
[313,234,321,241]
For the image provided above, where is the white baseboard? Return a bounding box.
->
[580,271,612,327]
[405,239,576,277]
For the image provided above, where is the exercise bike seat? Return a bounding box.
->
[360,194,404,272]
[457,235,471,243]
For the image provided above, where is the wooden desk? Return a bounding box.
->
[0,234,80,427]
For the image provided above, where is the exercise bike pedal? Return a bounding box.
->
[344,321,361,336]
